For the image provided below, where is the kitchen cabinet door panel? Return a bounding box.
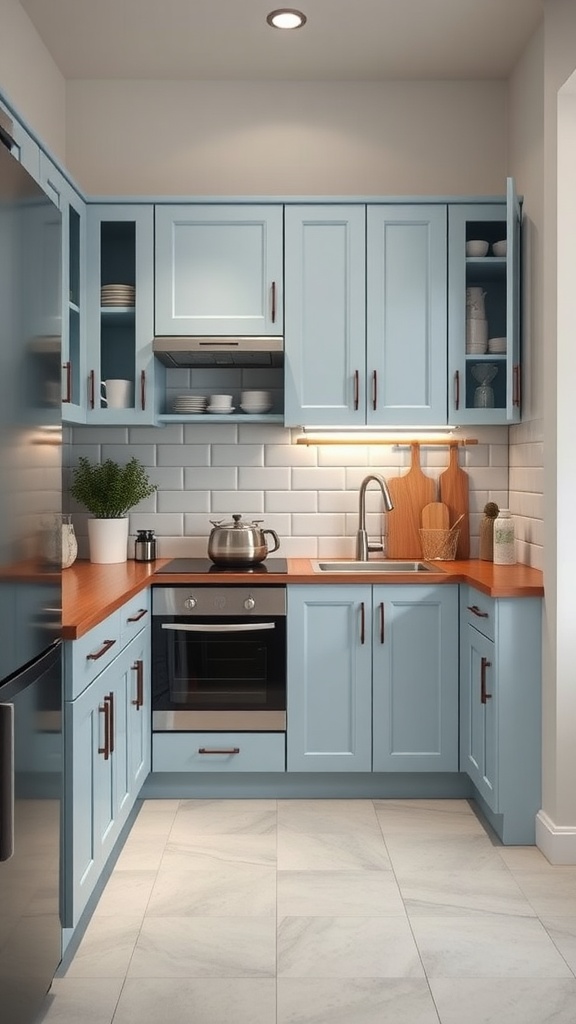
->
[284,206,366,427]
[287,585,372,771]
[367,206,447,425]
[372,585,458,772]
[155,205,283,336]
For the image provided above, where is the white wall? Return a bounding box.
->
[0,0,65,159]
[65,79,508,197]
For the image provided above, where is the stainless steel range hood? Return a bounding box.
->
[153,336,284,369]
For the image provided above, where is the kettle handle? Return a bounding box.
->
[263,529,280,554]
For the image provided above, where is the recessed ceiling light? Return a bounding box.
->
[266,9,307,30]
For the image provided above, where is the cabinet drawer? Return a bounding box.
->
[152,732,286,773]
[119,590,150,644]
[462,587,495,641]
[65,609,122,700]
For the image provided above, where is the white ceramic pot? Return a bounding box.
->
[87,517,129,563]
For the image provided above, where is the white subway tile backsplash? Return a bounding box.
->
[68,419,543,565]
[292,467,346,490]
[211,491,264,513]
[265,444,317,467]
[292,513,346,536]
[212,444,264,467]
[157,445,210,467]
[238,467,291,490]
[157,490,210,513]
[183,466,236,490]
[266,491,317,513]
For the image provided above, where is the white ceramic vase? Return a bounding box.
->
[87,517,129,564]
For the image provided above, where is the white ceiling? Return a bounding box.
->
[19,0,543,82]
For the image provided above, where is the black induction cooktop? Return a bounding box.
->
[155,557,288,575]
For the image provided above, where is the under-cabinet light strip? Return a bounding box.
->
[295,435,478,446]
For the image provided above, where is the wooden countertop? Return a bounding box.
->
[62,557,544,640]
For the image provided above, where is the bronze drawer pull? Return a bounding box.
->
[454,370,460,411]
[127,609,148,623]
[271,281,277,323]
[467,605,489,618]
[132,660,144,709]
[379,601,385,644]
[89,369,95,409]
[62,361,71,404]
[353,370,359,411]
[98,700,110,760]
[360,601,365,645]
[198,747,240,755]
[140,369,146,411]
[372,370,377,411]
[480,657,492,704]
[86,638,116,661]
[106,692,115,753]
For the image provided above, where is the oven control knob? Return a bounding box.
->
[244,596,255,610]
[184,597,197,610]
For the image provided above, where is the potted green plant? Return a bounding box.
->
[70,456,157,563]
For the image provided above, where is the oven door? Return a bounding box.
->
[152,614,286,731]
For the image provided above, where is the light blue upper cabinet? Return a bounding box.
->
[154,205,283,336]
[86,204,161,424]
[284,206,366,427]
[447,179,521,424]
[366,205,447,426]
[284,204,447,427]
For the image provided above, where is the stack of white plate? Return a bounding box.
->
[171,394,207,414]
[488,337,507,354]
[101,284,135,307]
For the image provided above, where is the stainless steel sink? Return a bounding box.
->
[311,560,444,573]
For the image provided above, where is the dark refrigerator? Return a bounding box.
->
[0,117,63,1023]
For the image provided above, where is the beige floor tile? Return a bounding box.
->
[160,832,277,869]
[127,916,276,977]
[277,916,424,978]
[171,799,277,836]
[277,978,440,1024]
[277,799,380,834]
[429,977,576,1023]
[112,977,277,1024]
[63,916,142,978]
[34,978,123,1024]
[277,869,406,917]
[92,870,157,918]
[277,828,391,871]
[146,862,277,916]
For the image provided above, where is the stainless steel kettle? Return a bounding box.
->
[207,514,280,566]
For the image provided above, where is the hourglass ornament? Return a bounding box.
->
[471,363,498,408]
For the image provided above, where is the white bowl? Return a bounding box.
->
[240,390,271,401]
[240,403,272,414]
[207,406,235,414]
[492,240,507,257]
[466,240,489,257]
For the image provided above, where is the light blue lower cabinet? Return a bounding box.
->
[460,587,542,844]
[286,584,458,773]
[152,732,286,773]
[64,622,151,938]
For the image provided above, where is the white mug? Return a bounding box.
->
[101,379,132,409]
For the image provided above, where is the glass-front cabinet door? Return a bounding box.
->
[86,204,160,424]
[448,179,521,425]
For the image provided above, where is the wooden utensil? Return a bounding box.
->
[439,446,470,558]
[421,502,450,530]
[387,443,436,558]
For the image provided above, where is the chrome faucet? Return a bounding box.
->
[356,473,394,561]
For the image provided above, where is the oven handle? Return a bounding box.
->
[160,622,276,633]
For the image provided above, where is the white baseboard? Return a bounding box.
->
[536,810,576,864]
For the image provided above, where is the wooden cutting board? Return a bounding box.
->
[387,443,436,558]
[421,502,450,530]
[439,446,470,558]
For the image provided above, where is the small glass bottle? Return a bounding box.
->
[493,509,516,565]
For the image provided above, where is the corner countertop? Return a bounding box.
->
[62,557,544,640]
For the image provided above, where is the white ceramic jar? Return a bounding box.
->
[493,509,516,565]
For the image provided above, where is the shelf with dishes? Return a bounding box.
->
[157,412,285,423]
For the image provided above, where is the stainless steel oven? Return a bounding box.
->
[152,586,286,731]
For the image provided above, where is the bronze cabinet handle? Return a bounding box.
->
[198,747,240,755]
[480,657,492,704]
[379,601,385,644]
[467,605,489,618]
[513,364,521,407]
[127,609,148,623]
[372,370,377,411]
[132,660,144,709]
[271,281,277,323]
[63,361,72,404]
[86,639,116,661]
[89,369,95,410]
[106,692,115,753]
[454,370,460,411]
[98,700,110,760]
[360,601,365,645]
[353,370,359,411]
[140,369,146,411]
